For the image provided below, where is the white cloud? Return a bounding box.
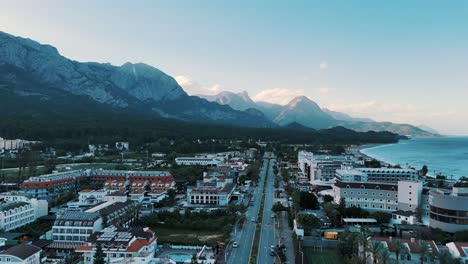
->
[319,60,328,70]
[319,87,336,94]
[252,88,304,105]
[175,75,223,95]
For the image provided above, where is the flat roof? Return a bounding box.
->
[342,218,377,223]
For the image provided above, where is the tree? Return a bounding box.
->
[337,230,359,258]
[418,240,431,264]
[392,239,407,263]
[378,248,392,264]
[438,249,462,264]
[296,214,322,231]
[367,240,383,264]
[191,253,198,264]
[298,191,319,210]
[421,165,428,176]
[94,243,105,264]
[338,197,346,215]
[322,194,334,203]
[370,212,392,224]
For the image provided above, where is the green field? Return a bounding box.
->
[55,163,118,172]
[153,227,225,246]
[303,248,340,264]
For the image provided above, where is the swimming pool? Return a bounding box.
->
[167,252,192,263]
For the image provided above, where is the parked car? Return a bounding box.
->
[233,242,238,248]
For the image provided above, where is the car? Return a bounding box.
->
[271,214,275,218]
[233,242,238,248]
[251,217,256,222]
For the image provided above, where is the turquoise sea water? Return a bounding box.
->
[360,137,468,179]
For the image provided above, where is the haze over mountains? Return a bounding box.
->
[199,91,436,137]
[0,31,435,137]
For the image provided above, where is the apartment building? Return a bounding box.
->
[187,172,236,206]
[0,193,48,231]
[175,156,224,166]
[298,151,356,181]
[0,244,42,264]
[21,170,88,200]
[21,169,174,201]
[52,211,103,243]
[76,226,157,264]
[429,187,468,233]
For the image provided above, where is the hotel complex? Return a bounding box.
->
[187,171,236,206]
[21,170,175,200]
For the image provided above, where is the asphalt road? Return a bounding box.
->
[257,158,277,264]
[227,158,269,264]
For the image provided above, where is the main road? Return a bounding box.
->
[257,156,277,264]
[227,158,269,264]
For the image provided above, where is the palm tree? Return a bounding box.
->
[358,227,370,259]
[368,240,383,264]
[438,249,462,264]
[378,248,392,264]
[392,239,405,263]
[418,240,431,264]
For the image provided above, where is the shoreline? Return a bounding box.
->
[349,142,396,167]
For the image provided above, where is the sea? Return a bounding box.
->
[360,137,468,180]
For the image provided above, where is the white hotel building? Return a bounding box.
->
[333,168,426,213]
[175,156,224,166]
[0,193,48,231]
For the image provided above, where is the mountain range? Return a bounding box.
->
[0,31,435,137]
[0,31,273,128]
[199,91,436,137]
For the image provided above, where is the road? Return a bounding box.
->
[257,157,277,264]
[227,158,269,264]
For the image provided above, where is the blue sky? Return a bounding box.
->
[1,0,467,135]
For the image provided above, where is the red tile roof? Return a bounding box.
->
[372,237,438,254]
[454,242,468,257]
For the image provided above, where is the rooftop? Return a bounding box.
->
[1,244,41,260]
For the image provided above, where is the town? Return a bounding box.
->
[0,138,467,264]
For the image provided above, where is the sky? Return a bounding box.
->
[1,0,467,135]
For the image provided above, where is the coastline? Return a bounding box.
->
[349,142,396,167]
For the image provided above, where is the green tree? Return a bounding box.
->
[392,239,407,263]
[94,243,105,264]
[421,165,428,176]
[370,212,392,224]
[299,191,319,210]
[378,248,392,264]
[418,240,431,264]
[322,194,334,203]
[367,240,383,264]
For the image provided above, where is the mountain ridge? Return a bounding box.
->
[0,31,274,128]
[199,90,437,137]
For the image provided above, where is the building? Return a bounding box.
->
[367,237,438,264]
[428,186,468,233]
[354,168,419,183]
[187,172,236,206]
[175,156,224,166]
[335,168,419,183]
[446,242,468,263]
[0,138,38,150]
[115,142,130,152]
[52,211,103,243]
[85,198,138,228]
[333,180,424,213]
[76,226,157,264]
[391,210,418,225]
[298,151,356,182]
[0,193,48,231]
[68,189,116,208]
[0,244,42,264]
[21,169,174,201]
[21,170,88,200]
